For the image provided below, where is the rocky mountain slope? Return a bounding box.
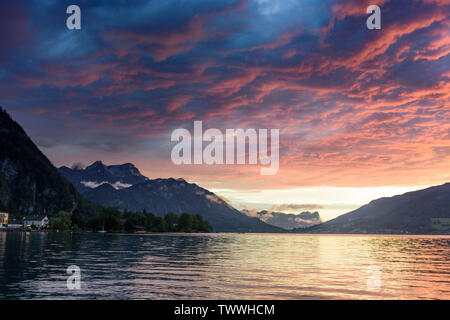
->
[303,183,450,234]
[0,107,100,218]
[59,161,148,193]
[60,161,282,233]
[242,209,321,230]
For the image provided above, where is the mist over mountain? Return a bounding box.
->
[60,161,282,233]
[59,161,148,193]
[302,183,450,234]
[242,209,322,230]
[0,107,100,218]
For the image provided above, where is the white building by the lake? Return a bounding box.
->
[23,215,49,228]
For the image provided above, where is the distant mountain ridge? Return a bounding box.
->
[0,107,100,218]
[59,161,282,233]
[242,209,322,230]
[303,183,450,234]
[59,161,148,193]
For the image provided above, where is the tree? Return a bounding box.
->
[164,212,179,231]
[194,214,212,232]
[124,210,153,232]
[49,211,72,231]
[152,217,169,232]
[71,208,83,229]
[88,207,123,231]
[101,207,123,231]
[121,211,211,233]
[178,213,194,232]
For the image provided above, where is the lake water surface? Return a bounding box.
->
[1,232,449,299]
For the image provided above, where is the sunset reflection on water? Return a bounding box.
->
[0,232,449,299]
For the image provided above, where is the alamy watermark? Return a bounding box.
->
[366,5,381,30]
[66,5,81,30]
[366,265,381,290]
[66,265,81,290]
[66,4,380,31]
[171,121,279,175]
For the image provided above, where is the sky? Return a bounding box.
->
[0,0,449,220]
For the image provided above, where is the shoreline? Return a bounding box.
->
[1,229,450,236]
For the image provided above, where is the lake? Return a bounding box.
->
[0,232,449,299]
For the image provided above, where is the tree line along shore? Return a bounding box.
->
[3,208,213,233]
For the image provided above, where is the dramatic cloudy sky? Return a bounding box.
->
[1,0,449,220]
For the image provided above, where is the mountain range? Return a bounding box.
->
[1,106,449,234]
[0,107,280,232]
[59,161,148,193]
[58,161,282,233]
[302,183,450,234]
[242,209,321,230]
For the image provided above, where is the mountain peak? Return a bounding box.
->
[59,160,148,193]
[306,183,450,234]
[0,107,26,136]
[0,107,99,217]
[248,209,321,230]
[86,161,105,169]
[123,163,135,167]
[108,162,144,178]
[81,176,281,233]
